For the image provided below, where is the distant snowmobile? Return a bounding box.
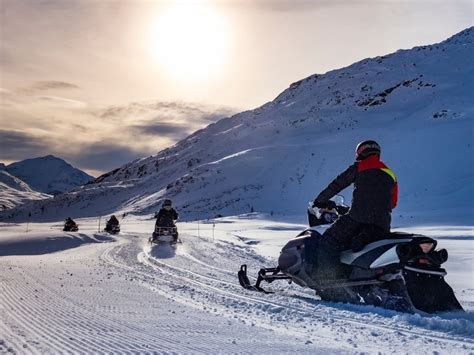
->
[63,217,79,232]
[238,198,463,314]
[105,224,120,234]
[104,215,120,234]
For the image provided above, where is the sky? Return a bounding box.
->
[0,0,472,176]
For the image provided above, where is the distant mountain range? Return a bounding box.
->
[1,27,473,224]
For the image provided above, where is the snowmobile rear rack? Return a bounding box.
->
[238,264,292,293]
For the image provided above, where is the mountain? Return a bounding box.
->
[6,155,93,195]
[0,163,50,211]
[1,27,473,223]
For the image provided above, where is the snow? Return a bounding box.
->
[6,155,93,195]
[0,166,50,210]
[0,215,472,353]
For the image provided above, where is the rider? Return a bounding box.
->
[106,215,119,231]
[312,140,398,254]
[107,215,119,227]
[64,217,77,231]
[154,199,179,241]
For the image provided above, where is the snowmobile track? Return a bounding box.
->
[99,236,474,352]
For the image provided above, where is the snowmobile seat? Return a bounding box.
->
[340,237,415,269]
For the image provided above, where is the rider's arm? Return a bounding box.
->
[155,209,164,222]
[313,164,357,206]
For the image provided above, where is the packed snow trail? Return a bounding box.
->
[0,217,473,353]
[0,232,337,353]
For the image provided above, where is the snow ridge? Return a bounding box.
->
[0,166,50,210]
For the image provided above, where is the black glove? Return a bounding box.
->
[312,200,322,208]
[312,200,337,209]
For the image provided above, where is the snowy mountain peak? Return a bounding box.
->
[6,156,93,195]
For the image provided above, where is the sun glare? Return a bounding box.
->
[151,2,229,82]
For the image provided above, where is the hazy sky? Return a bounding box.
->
[0,0,472,176]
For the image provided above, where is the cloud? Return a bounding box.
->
[131,122,189,139]
[30,81,81,92]
[0,88,14,95]
[37,95,86,108]
[0,129,147,173]
[0,80,83,109]
[95,101,235,141]
[17,81,82,96]
[0,98,236,175]
[69,143,147,172]
[247,0,343,12]
[99,101,234,121]
[0,130,50,161]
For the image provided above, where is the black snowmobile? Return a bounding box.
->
[63,218,79,232]
[149,217,180,245]
[104,217,120,234]
[149,226,180,245]
[238,199,463,314]
[105,224,120,234]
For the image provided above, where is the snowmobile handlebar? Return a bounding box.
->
[335,204,350,215]
[307,196,349,227]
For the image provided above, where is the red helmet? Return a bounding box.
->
[355,140,381,161]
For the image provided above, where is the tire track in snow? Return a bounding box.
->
[134,236,474,352]
[100,240,313,353]
[95,234,474,353]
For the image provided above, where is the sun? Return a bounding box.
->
[151,2,230,82]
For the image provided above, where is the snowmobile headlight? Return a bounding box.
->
[419,242,435,254]
[396,244,413,259]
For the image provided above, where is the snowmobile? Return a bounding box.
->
[149,225,180,245]
[104,223,120,234]
[238,198,463,314]
[63,223,79,232]
[63,218,79,232]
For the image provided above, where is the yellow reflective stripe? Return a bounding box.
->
[380,168,397,182]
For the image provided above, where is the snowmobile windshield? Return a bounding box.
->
[330,195,345,206]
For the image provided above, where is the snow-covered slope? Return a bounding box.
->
[6,155,93,195]
[2,27,473,223]
[0,164,50,210]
